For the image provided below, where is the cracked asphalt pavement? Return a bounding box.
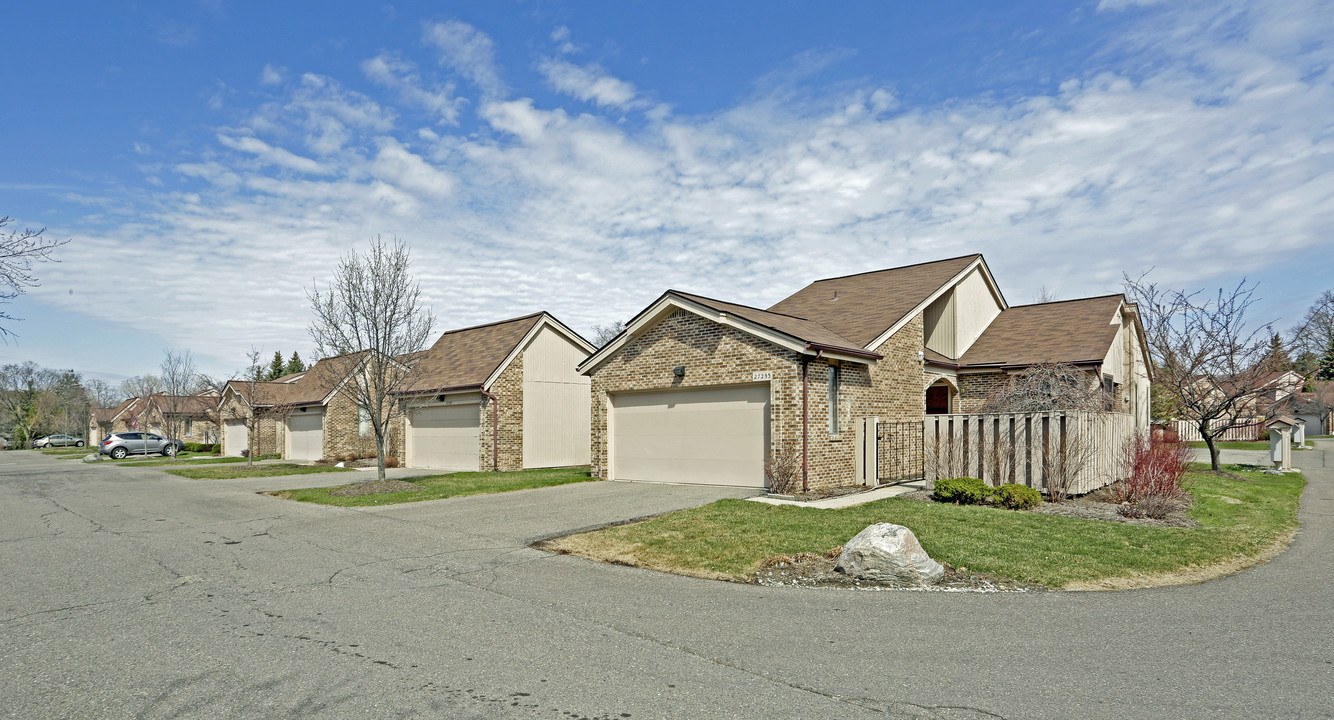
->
[2,447,1332,719]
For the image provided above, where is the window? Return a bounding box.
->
[926,385,950,415]
[185,419,193,435]
[828,365,840,435]
[358,406,371,437]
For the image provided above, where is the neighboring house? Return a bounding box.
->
[1272,393,1331,436]
[218,355,403,461]
[88,397,142,442]
[393,312,595,472]
[140,393,221,444]
[578,254,1152,490]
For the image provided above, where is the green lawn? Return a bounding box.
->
[544,466,1303,589]
[272,467,596,506]
[116,455,279,467]
[39,446,94,455]
[165,464,358,480]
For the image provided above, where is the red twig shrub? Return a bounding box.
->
[1116,433,1191,505]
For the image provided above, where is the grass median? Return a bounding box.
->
[541,466,1304,589]
[165,464,358,480]
[270,467,596,506]
[116,455,280,467]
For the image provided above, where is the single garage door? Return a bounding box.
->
[287,411,324,461]
[224,419,248,456]
[611,385,769,487]
[409,404,480,469]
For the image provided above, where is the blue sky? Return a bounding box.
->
[2,0,1332,380]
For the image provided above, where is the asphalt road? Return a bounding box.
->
[1,448,1331,719]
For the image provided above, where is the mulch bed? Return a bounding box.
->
[751,553,1047,592]
[329,479,422,497]
[894,487,1198,528]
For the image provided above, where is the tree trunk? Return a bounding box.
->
[374,425,386,482]
[1204,436,1222,471]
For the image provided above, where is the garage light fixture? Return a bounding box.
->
[437,394,446,402]
[673,365,686,378]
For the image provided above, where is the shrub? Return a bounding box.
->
[1117,495,1180,520]
[993,483,1042,510]
[183,442,219,453]
[1116,433,1191,504]
[385,456,401,469]
[336,451,356,463]
[933,477,989,504]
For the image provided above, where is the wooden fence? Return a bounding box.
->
[922,411,1138,496]
[1171,418,1266,442]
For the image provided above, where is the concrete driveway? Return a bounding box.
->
[2,447,1331,719]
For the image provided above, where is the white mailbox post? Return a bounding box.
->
[1266,416,1298,470]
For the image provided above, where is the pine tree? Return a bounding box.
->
[284,351,306,376]
[1317,335,1334,381]
[266,351,285,381]
[1260,332,1290,372]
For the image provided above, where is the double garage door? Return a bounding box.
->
[224,419,248,456]
[611,385,769,488]
[408,404,480,470]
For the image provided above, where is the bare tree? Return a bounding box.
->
[0,363,87,446]
[981,362,1110,414]
[241,348,267,466]
[1,217,70,338]
[591,320,627,348]
[155,348,200,441]
[120,375,162,432]
[1124,272,1276,471]
[308,236,435,482]
[1288,289,1334,379]
[1033,285,1057,304]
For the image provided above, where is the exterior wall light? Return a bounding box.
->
[673,365,686,378]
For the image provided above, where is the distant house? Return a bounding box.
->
[393,312,595,471]
[579,254,1151,490]
[88,397,142,443]
[141,393,221,444]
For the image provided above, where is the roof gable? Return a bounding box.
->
[766,254,988,347]
[397,313,567,395]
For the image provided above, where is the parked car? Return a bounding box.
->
[32,434,85,448]
[98,432,183,459]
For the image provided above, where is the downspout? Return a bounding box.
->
[480,389,500,472]
[800,349,824,493]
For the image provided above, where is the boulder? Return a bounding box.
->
[835,523,944,586]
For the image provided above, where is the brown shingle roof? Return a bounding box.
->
[149,394,215,417]
[959,295,1125,369]
[766,254,983,347]
[397,313,545,395]
[672,291,875,357]
[227,352,366,408]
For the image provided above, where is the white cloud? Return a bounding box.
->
[31,0,1334,372]
[260,64,285,86]
[362,52,463,124]
[423,20,504,98]
[216,134,330,175]
[538,58,639,109]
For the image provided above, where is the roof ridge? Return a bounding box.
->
[801,254,982,284]
[433,311,546,338]
[1006,293,1125,309]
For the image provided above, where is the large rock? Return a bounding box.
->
[835,523,944,586]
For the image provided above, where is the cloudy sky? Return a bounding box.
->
[3,0,1332,379]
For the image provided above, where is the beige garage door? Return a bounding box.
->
[224,419,248,456]
[611,385,769,487]
[287,411,324,461]
[409,404,480,470]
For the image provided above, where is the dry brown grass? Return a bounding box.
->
[536,533,739,582]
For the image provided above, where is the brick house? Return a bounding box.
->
[136,393,221,445]
[218,355,409,461]
[579,254,1152,490]
[88,397,143,443]
[392,312,595,472]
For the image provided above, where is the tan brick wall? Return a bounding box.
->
[219,392,281,456]
[479,352,525,472]
[315,389,405,462]
[957,373,1010,413]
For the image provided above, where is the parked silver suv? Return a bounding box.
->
[98,432,183,459]
[32,434,85,448]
